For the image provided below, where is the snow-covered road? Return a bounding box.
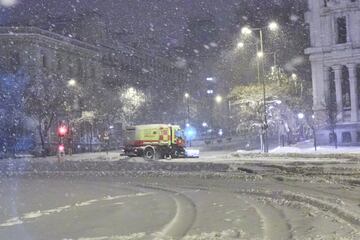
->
[0,162,359,240]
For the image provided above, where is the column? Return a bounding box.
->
[333,65,343,121]
[348,63,358,122]
[323,66,330,104]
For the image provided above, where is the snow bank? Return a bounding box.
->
[271,145,360,154]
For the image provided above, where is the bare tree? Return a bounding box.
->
[324,96,339,148]
[24,74,75,155]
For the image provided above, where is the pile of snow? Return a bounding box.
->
[270,145,360,154]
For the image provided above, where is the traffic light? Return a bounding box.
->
[58,144,65,152]
[57,125,68,137]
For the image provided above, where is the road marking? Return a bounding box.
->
[0,192,153,228]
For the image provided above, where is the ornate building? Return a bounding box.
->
[305,0,360,145]
[0,12,188,152]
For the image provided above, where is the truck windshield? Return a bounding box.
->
[175,130,184,138]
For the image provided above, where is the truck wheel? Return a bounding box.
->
[144,147,155,160]
[172,150,179,158]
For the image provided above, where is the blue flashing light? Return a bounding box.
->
[184,126,197,140]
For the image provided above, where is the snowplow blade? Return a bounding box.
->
[185,149,200,158]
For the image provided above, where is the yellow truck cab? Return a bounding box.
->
[124,124,186,159]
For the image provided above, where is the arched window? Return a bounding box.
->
[342,66,351,108]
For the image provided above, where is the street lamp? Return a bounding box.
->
[268,21,279,31]
[236,42,244,50]
[298,113,305,119]
[184,92,190,124]
[241,26,252,35]
[215,95,223,104]
[68,78,77,87]
[202,122,208,127]
[257,51,264,58]
[240,21,279,153]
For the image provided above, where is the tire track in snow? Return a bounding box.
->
[137,185,197,239]
[241,196,293,240]
[237,189,360,230]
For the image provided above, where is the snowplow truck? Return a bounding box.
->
[124,124,186,160]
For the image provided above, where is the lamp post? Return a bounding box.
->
[241,21,279,153]
[184,92,190,124]
[211,94,223,133]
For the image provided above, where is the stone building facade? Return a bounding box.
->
[0,13,188,152]
[305,0,360,145]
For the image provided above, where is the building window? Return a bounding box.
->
[10,52,20,67]
[342,131,352,143]
[357,132,360,142]
[342,66,351,109]
[357,66,360,108]
[336,17,347,44]
[77,59,83,78]
[8,52,20,72]
[41,51,49,68]
[329,132,337,144]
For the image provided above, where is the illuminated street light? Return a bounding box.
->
[298,113,305,119]
[202,122,208,127]
[291,73,297,80]
[215,95,223,103]
[238,21,281,154]
[257,51,264,58]
[268,21,279,31]
[271,66,276,73]
[184,92,190,124]
[68,78,77,87]
[241,26,252,35]
[236,42,244,49]
[186,123,190,127]
[218,129,223,136]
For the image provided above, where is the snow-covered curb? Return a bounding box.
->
[232,150,360,161]
[0,160,230,176]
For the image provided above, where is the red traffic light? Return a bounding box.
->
[58,144,65,152]
[57,125,68,137]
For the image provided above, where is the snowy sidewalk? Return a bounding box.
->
[234,140,360,155]
[270,140,360,154]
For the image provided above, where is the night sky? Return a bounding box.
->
[0,0,251,48]
[0,0,309,81]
